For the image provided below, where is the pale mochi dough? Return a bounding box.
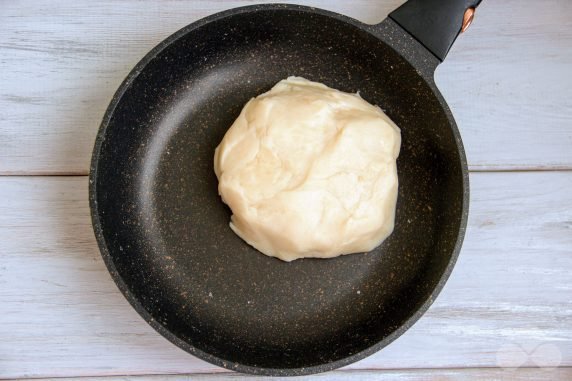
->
[214,77,401,262]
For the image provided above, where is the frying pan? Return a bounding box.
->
[90,0,480,375]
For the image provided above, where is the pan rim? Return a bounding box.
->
[89,3,470,376]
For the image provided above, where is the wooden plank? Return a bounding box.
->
[1,0,571,175]
[0,173,570,378]
[436,0,572,171]
[0,0,400,176]
[12,368,572,381]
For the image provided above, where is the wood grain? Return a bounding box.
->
[1,0,571,175]
[1,173,570,378]
[16,368,572,381]
[1,1,571,379]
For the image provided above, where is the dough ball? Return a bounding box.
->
[214,77,401,261]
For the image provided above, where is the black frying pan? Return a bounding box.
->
[90,0,480,376]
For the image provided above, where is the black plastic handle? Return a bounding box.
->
[389,0,482,61]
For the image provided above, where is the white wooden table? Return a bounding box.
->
[1,1,571,380]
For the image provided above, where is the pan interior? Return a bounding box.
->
[94,9,464,370]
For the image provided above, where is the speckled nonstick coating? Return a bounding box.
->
[90,4,469,376]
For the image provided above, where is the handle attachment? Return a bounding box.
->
[389,0,482,61]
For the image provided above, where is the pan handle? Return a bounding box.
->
[389,0,482,61]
